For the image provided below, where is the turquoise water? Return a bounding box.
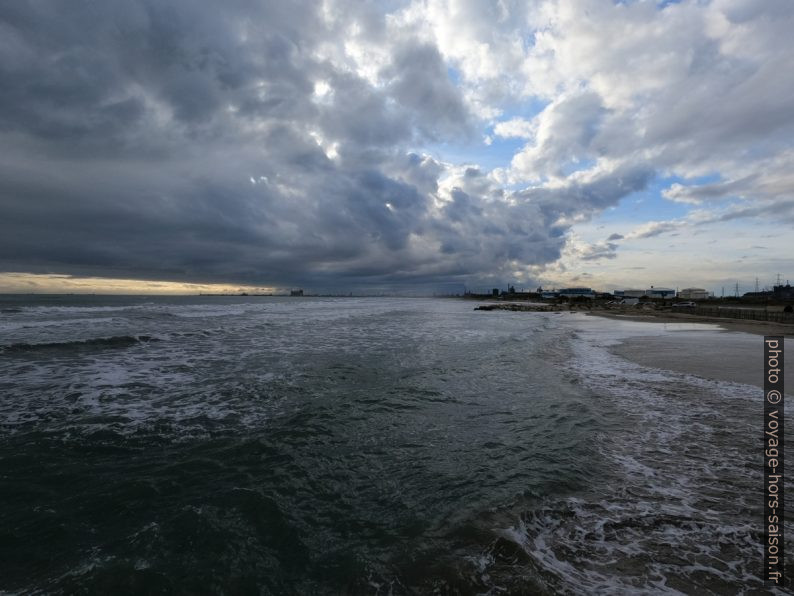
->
[0,296,788,593]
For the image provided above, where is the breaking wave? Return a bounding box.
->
[1,335,159,354]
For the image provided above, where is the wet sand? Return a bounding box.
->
[580,312,794,392]
[476,304,792,390]
[587,309,794,338]
[610,334,791,392]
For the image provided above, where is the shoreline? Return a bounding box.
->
[473,302,794,338]
[584,309,794,338]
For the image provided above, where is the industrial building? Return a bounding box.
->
[743,282,794,301]
[678,288,709,300]
[773,283,793,300]
[558,287,596,299]
[614,289,645,298]
[645,287,676,299]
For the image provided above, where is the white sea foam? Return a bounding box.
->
[473,313,786,594]
[0,319,290,438]
[2,298,789,593]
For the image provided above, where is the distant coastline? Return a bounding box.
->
[473,301,794,338]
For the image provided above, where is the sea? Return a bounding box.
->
[0,295,790,594]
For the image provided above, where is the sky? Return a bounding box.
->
[0,0,792,295]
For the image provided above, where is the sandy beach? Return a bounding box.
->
[610,331,791,391]
[581,311,793,392]
[585,308,794,338]
[475,302,793,390]
[475,301,794,338]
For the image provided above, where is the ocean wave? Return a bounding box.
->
[0,316,120,332]
[485,494,769,595]
[0,335,159,354]
[18,305,138,314]
[17,303,259,318]
[512,314,787,593]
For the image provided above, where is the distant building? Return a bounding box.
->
[559,287,595,298]
[614,289,645,298]
[645,287,676,299]
[290,289,304,296]
[541,291,558,299]
[743,284,793,301]
[774,283,794,300]
[678,288,708,300]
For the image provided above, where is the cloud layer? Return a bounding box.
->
[1,0,792,291]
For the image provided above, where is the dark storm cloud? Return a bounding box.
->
[0,0,652,289]
[514,163,655,222]
[384,42,472,141]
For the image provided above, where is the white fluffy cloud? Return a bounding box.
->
[508,1,794,193]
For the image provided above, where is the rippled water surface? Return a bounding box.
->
[0,295,790,594]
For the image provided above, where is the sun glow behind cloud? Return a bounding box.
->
[0,274,277,296]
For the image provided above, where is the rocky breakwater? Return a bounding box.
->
[475,303,574,312]
[475,302,660,313]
